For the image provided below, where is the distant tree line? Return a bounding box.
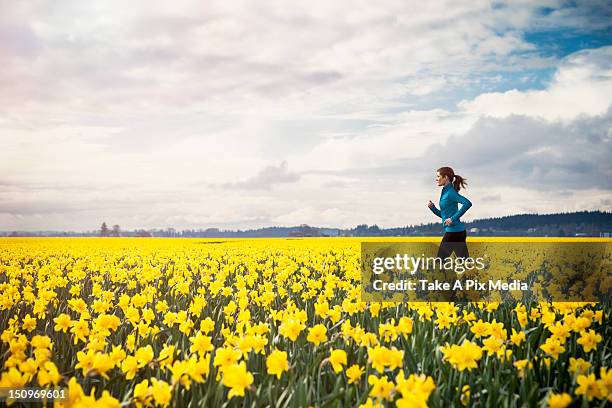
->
[467,210,612,230]
[343,210,612,237]
[1,210,610,238]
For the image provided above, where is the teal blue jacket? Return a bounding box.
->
[429,183,472,232]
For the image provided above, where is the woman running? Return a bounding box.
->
[427,167,472,262]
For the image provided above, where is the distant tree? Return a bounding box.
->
[135,229,152,237]
[100,222,109,237]
[111,225,121,237]
[354,224,369,235]
[368,225,381,234]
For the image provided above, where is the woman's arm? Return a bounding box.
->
[448,190,472,222]
[429,204,442,218]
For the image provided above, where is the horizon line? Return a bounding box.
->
[1,209,610,233]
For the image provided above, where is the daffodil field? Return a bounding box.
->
[0,237,610,407]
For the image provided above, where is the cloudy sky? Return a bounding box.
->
[1,0,611,231]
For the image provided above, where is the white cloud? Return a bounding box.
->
[457,47,612,122]
[403,77,447,96]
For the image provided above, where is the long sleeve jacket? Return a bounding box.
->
[429,183,472,232]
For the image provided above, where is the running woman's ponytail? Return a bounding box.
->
[453,174,468,192]
[437,167,468,192]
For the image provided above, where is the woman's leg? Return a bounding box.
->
[436,232,453,260]
[455,230,469,259]
[436,231,468,260]
[437,230,469,302]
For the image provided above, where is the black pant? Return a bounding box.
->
[436,230,469,261]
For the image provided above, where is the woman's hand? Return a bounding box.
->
[444,218,453,226]
[427,200,435,209]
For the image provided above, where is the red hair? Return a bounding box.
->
[437,167,468,192]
